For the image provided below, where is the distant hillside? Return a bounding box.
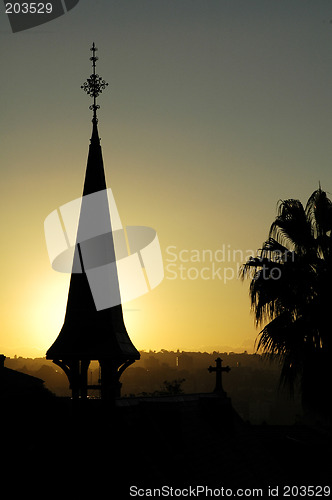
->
[3,350,302,424]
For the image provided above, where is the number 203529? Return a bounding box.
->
[282,485,330,497]
[5,3,53,14]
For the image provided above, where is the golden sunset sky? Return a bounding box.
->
[0,1,332,357]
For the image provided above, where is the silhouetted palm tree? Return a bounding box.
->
[241,188,331,416]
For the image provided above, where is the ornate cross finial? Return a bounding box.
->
[81,43,109,123]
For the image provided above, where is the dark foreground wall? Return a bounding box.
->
[2,394,330,497]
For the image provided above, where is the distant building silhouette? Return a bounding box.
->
[46,44,140,400]
[0,354,52,399]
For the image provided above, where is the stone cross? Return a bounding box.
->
[208,357,230,395]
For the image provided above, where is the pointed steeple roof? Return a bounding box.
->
[82,119,106,196]
[46,45,140,363]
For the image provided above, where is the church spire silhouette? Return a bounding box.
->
[80,42,108,195]
[46,44,140,400]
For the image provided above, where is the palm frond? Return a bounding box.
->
[269,198,313,255]
[306,187,332,259]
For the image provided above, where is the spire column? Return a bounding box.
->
[46,44,140,401]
